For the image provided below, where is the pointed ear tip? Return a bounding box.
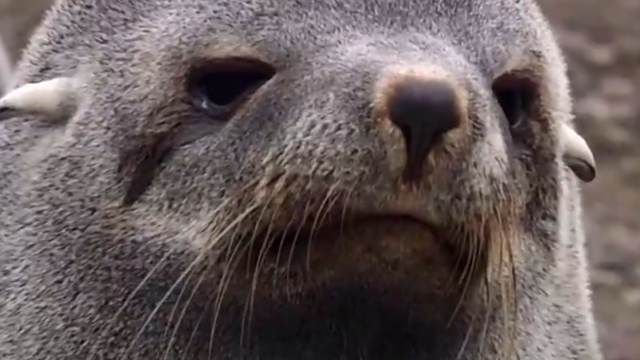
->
[583,167,596,183]
[584,159,597,183]
[573,163,596,183]
[583,152,596,182]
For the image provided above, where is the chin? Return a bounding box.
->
[208,216,474,359]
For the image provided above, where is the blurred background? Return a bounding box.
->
[537,1,640,359]
[0,0,638,359]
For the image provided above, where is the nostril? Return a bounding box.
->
[386,79,461,182]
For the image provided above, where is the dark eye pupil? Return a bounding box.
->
[495,88,525,127]
[200,71,270,106]
[188,58,275,117]
[492,74,536,130]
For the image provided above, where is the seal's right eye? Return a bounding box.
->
[492,73,537,135]
[187,58,275,119]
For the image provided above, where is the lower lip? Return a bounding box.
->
[266,213,447,269]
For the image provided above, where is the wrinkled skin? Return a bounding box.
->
[0,0,602,359]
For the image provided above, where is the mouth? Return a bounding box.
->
[212,206,471,359]
[228,202,459,298]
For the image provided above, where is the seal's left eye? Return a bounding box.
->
[492,73,537,133]
[187,58,275,120]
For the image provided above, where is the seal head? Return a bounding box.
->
[0,1,601,359]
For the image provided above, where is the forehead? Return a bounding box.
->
[125,0,541,72]
[185,0,531,26]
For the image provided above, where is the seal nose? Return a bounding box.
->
[386,79,461,182]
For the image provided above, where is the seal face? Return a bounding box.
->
[0,1,601,359]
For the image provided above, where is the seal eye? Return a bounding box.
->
[187,58,275,119]
[492,73,536,132]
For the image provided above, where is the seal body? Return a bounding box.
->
[0,1,602,359]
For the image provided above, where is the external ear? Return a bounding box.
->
[559,123,596,183]
[0,77,79,122]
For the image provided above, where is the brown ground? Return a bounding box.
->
[1,1,638,359]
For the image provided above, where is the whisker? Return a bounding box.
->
[162,266,197,341]
[84,181,254,360]
[162,269,208,360]
[272,212,296,288]
[118,204,258,360]
[448,225,474,327]
[506,220,520,359]
[305,184,340,272]
[85,244,179,360]
[285,199,312,297]
[444,224,465,294]
[241,192,281,347]
[246,201,284,344]
[244,194,273,277]
[339,186,356,238]
[213,240,253,354]
[496,206,514,360]
[459,226,475,288]
[454,304,476,360]
[209,221,253,359]
[240,195,275,347]
[180,286,218,360]
[478,269,493,358]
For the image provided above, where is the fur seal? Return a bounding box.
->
[0,1,602,359]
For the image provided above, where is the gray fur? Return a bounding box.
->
[0,0,602,359]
